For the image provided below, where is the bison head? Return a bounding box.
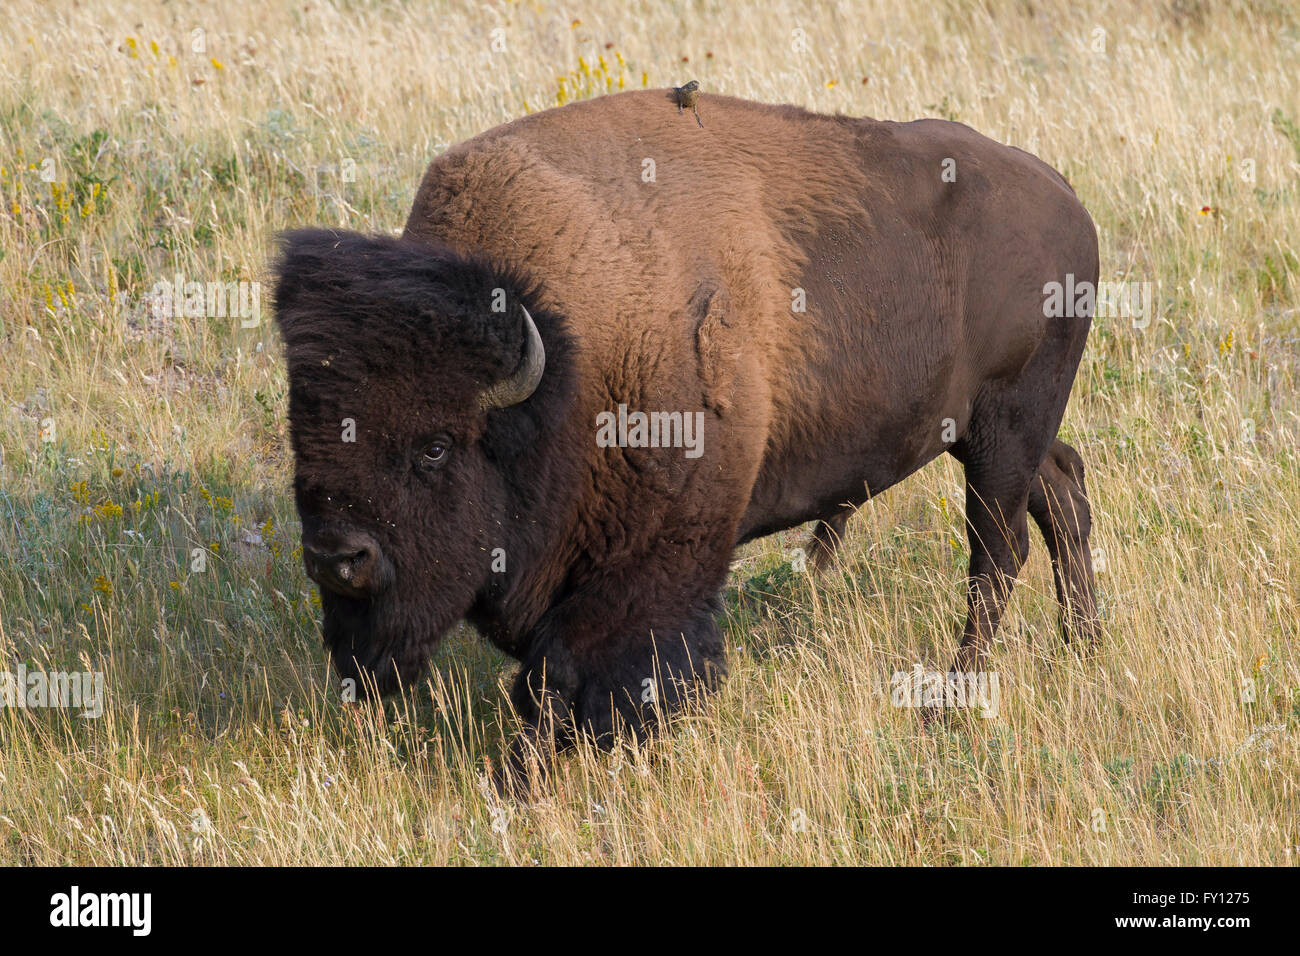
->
[272,229,560,696]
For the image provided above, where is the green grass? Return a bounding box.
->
[1,0,1298,864]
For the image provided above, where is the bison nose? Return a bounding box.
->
[303,531,383,596]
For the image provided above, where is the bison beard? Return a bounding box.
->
[320,592,446,697]
[272,89,1101,796]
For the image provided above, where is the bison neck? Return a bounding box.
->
[463,313,590,661]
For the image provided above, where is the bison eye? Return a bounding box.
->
[417,436,452,472]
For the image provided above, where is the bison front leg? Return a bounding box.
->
[496,585,728,797]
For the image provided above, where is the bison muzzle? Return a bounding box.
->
[272,90,1101,792]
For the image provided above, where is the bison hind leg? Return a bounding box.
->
[1028,439,1100,646]
[947,390,1055,675]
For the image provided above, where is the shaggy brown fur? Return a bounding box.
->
[274,89,1100,792]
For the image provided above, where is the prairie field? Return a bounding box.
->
[1,0,1298,865]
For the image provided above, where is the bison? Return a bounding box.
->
[272,89,1100,788]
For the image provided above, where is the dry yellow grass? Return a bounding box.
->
[0,0,1298,865]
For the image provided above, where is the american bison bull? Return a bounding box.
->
[272,90,1100,786]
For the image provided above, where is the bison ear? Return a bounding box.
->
[478,305,545,410]
[271,228,357,334]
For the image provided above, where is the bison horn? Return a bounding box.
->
[478,305,545,410]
